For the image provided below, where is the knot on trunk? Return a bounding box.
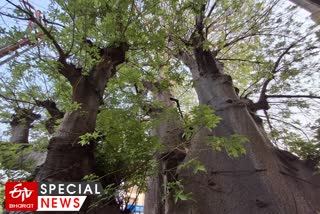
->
[102,42,129,67]
[240,98,265,124]
[242,98,270,112]
[256,199,269,208]
[252,100,270,111]
[194,48,223,76]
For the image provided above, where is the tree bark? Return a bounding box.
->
[26,45,128,214]
[144,82,185,214]
[170,50,320,214]
[10,108,40,144]
[35,100,64,134]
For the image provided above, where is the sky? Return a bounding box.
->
[0,0,52,141]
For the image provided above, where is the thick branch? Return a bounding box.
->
[34,100,64,134]
[90,43,128,85]
[190,2,207,45]
[206,0,219,18]
[259,78,272,103]
[10,108,41,144]
[10,108,41,127]
[196,3,206,36]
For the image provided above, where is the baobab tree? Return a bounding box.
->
[1,0,320,213]
[143,0,320,213]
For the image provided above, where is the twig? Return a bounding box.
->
[266,95,320,99]
[170,97,184,119]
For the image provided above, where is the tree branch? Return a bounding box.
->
[262,115,311,142]
[258,37,306,104]
[6,0,66,58]
[196,3,206,34]
[4,0,83,84]
[0,93,36,105]
[266,95,320,99]
[217,58,266,64]
[240,79,261,98]
[0,11,30,21]
[170,97,184,119]
[206,0,219,18]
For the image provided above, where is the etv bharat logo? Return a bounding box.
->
[5,182,38,211]
[9,183,34,202]
[5,182,103,211]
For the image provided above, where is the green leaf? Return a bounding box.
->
[207,134,248,158]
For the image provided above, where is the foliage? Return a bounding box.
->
[94,108,160,190]
[182,105,221,140]
[285,119,320,164]
[79,131,102,146]
[207,134,248,158]
[167,179,192,203]
[0,183,3,211]
[0,142,35,174]
[287,138,320,161]
[88,183,119,210]
[177,158,207,174]
[0,142,34,207]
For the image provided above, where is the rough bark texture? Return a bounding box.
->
[167,50,320,214]
[7,45,128,214]
[35,100,64,134]
[10,108,40,144]
[144,82,185,214]
[0,108,46,173]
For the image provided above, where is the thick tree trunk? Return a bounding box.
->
[35,78,101,183]
[26,45,128,214]
[6,109,45,170]
[169,51,320,214]
[10,109,40,144]
[144,83,185,214]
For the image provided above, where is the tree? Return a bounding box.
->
[1,0,170,213]
[147,0,320,213]
[142,77,186,214]
[1,0,320,213]
[1,0,134,213]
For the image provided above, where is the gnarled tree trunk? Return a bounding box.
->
[144,82,185,214]
[29,45,128,214]
[10,108,40,144]
[168,48,320,214]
